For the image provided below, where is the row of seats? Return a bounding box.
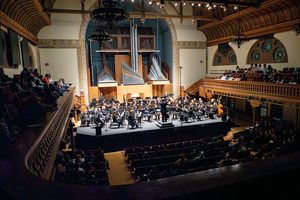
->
[124,136,236,182]
[124,137,225,157]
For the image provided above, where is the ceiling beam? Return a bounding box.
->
[0,11,39,44]
[30,0,51,25]
[128,11,219,21]
[43,9,91,14]
[206,19,298,46]
[43,9,219,21]
[167,1,260,8]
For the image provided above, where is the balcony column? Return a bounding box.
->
[249,100,261,128]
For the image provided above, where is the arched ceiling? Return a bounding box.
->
[0,0,299,46]
[197,0,300,46]
[0,0,52,44]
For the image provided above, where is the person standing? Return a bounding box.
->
[160,98,168,122]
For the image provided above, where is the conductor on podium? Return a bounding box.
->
[160,98,168,122]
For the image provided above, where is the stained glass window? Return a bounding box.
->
[251,50,260,63]
[274,47,285,62]
[222,50,228,58]
[229,53,236,64]
[262,40,272,54]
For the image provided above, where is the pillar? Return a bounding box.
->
[249,100,261,128]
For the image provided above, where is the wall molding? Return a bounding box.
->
[172,41,207,91]
[38,39,85,92]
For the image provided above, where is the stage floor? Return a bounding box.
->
[77,117,229,137]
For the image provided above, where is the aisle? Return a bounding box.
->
[104,151,135,186]
[224,120,251,140]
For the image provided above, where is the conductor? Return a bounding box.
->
[160,98,168,122]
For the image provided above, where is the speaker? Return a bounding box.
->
[221,113,227,121]
[96,126,102,136]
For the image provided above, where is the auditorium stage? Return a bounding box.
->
[77,117,229,137]
[75,117,231,152]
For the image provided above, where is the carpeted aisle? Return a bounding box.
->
[104,151,136,186]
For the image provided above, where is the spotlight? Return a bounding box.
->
[213,5,216,8]
[183,2,186,6]
[234,6,237,10]
[175,2,177,6]
[191,3,194,6]
[198,3,201,7]
[149,1,152,4]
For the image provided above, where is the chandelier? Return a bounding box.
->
[90,0,129,29]
[88,24,112,46]
[230,6,248,48]
[292,20,300,35]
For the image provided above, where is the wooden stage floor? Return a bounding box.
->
[76,117,229,137]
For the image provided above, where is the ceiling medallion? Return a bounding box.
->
[91,0,129,29]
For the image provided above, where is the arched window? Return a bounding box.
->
[213,46,237,66]
[247,37,288,64]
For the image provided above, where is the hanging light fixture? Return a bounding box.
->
[230,6,248,48]
[90,0,129,29]
[89,23,112,46]
[292,19,300,35]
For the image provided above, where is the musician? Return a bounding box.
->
[94,112,104,127]
[217,100,224,117]
[112,112,121,128]
[90,95,97,108]
[80,110,91,126]
[99,93,105,103]
[160,98,168,122]
[143,106,152,122]
[109,96,115,104]
[180,105,190,123]
[128,110,138,128]
[173,103,181,120]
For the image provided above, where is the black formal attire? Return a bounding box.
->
[160,100,168,122]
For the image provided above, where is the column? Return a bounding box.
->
[249,100,261,128]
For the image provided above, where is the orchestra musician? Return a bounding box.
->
[217,99,224,117]
[128,110,139,128]
[79,92,226,130]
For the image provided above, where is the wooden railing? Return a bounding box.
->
[25,86,75,179]
[185,79,203,95]
[161,59,172,82]
[185,78,300,104]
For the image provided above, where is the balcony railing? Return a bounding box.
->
[185,78,300,105]
[25,86,75,179]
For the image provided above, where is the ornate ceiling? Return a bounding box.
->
[197,0,300,46]
[0,0,299,46]
[0,0,53,44]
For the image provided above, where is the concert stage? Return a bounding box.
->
[75,117,231,152]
